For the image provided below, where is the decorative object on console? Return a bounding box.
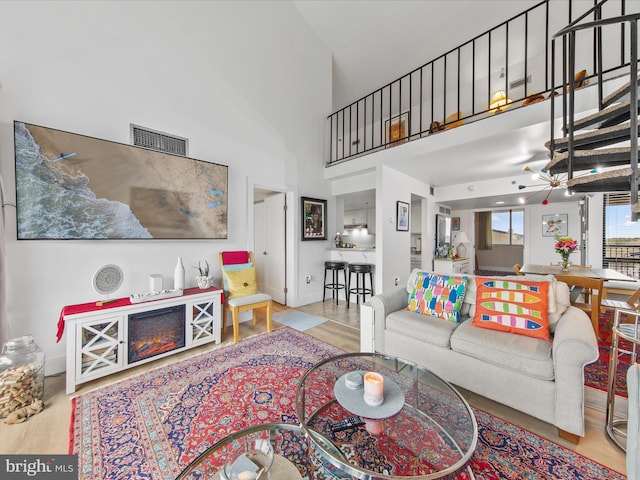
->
[149,274,163,292]
[554,235,578,271]
[396,201,409,231]
[453,231,470,258]
[301,197,327,241]
[129,288,183,304]
[193,260,213,289]
[92,264,123,306]
[174,257,185,290]
[472,277,551,341]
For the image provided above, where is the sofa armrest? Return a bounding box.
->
[369,288,408,352]
[552,305,599,435]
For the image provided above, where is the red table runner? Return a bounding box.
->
[56,286,223,343]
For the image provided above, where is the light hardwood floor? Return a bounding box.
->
[0,300,627,476]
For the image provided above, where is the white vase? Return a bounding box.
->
[174,257,185,290]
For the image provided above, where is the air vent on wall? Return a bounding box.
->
[131,124,188,156]
[509,75,532,89]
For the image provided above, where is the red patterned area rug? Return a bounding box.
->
[584,313,631,397]
[70,327,624,480]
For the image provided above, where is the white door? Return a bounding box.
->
[254,202,267,291]
[256,193,286,304]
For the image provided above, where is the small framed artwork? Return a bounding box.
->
[385,112,409,147]
[451,217,460,231]
[396,201,410,231]
[542,213,568,237]
[301,197,327,241]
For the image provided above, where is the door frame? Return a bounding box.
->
[248,178,295,306]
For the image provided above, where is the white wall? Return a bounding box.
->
[0,1,332,373]
[376,165,432,292]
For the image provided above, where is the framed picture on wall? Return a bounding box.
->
[451,217,460,231]
[542,213,568,237]
[301,197,327,240]
[385,112,409,147]
[396,201,410,231]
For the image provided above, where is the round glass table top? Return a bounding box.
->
[175,422,350,480]
[296,353,478,479]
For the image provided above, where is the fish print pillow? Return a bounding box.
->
[407,273,467,322]
[472,277,551,341]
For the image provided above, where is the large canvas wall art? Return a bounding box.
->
[14,121,228,239]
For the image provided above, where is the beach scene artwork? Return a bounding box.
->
[14,121,228,239]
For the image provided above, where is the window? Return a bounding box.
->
[603,193,640,277]
[491,209,524,245]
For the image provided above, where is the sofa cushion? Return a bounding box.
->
[472,277,551,341]
[387,309,460,348]
[450,319,554,381]
[407,272,467,322]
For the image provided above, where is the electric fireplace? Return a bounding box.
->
[128,305,186,364]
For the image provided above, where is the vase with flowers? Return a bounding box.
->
[554,235,578,271]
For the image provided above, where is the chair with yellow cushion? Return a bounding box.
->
[219,251,272,343]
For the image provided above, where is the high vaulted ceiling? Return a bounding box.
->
[292,0,541,110]
[291,0,629,210]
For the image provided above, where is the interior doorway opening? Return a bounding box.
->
[253,186,288,305]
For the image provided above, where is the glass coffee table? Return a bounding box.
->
[296,352,477,479]
[175,422,353,479]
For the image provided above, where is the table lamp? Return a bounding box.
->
[453,231,470,258]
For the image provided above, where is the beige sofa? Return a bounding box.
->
[368,269,599,441]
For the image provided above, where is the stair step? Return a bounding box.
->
[602,76,640,108]
[571,101,638,131]
[546,146,640,174]
[567,167,632,192]
[546,121,635,152]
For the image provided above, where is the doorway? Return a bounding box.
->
[253,187,287,304]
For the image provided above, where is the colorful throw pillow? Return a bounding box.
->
[472,277,551,341]
[223,266,258,299]
[221,262,253,291]
[406,273,467,323]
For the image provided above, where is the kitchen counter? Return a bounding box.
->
[326,247,375,252]
[327,248,376,305]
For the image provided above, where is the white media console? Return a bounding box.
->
[63,288,222,394]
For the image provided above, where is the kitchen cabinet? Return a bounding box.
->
[366,208,376,234]
[344,209,366,225]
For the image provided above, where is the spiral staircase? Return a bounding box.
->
[546,5,640,219]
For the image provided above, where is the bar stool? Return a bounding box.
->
[347,263,374,309]
[606,307,640,451]
[323,261,347,305]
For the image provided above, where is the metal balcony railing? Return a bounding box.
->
[603,244,640,277]
[327,0,634,166]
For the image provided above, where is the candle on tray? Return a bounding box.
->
[363,371,384,406]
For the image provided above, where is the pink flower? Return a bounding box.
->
[554,236,578,255]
